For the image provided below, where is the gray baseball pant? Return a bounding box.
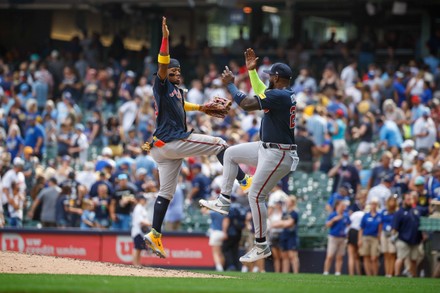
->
[150,133,227,200]
[221,141,296,239]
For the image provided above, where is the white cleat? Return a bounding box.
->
[199,195,231,215]
[239,242,272,263]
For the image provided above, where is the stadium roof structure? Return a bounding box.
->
[1,0,439,10]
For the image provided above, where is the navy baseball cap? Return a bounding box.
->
[168,58,180,69]
[263,63,293,79]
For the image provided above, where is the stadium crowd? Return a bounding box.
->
[0,29,440,276]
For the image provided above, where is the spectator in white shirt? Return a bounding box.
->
[131,194,151,266]
[118,95,141,133]
[401,140,418,172]
[366,175,393,211]
[69,124,89,165]
[412,108,437,154]
[187,79,205,105]
[2,158,25,219]
[341,59,358,90]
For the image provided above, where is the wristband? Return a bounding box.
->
[184,102,200,111]
[227,83,246,105]
[158,54,170,64]
[160,37,168,54]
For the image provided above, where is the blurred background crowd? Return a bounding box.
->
[0,16,440,277]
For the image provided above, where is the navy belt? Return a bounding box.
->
[262,142,297,151]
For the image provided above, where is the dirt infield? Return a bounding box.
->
[0,251,224,278]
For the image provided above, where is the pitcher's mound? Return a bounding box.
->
[0,251,224,278]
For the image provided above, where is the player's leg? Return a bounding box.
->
[240,147,292,263]
[144,157,182,258]
[179,133,249,184]
[200,142,259,215]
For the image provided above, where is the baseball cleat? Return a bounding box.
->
[199,195,231,215]
[144,228,166,258]
[239,242,272,263]
[239,175,252,193]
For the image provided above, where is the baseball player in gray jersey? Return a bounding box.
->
[200,48,299,263]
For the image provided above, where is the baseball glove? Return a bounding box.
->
[200,96,232,118]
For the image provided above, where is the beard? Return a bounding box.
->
[268,81,275,89]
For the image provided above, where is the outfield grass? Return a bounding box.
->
[0,272,438,293]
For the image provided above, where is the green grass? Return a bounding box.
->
[0,272,438,293]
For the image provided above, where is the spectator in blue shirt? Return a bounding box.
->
[368,151,393,189]
[323,200,350,276]
[188,163,211,203]
[326,183,352,212]
[377,118,403,151]
[392,193,423,277]
[393,72,406,107]
[380,196,398,277]
[24,115,45,160]
[359,197,382,276]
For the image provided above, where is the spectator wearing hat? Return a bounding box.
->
[131,193,151,266]
[393,192,423,277]
[22,146,36,193]
[118,70,136,103]
[380,196,398,277]
[412,176,430,216]
[367,175,393,211]
[17,83,33,106]
[413,108,436,155]
[24,114,44,160]
[5,124,24,162]
[393,72,406,107]
[295,125,317,173]
[359,197,382,276]
[368,151,394,189]
[426,142,440,165]
[410,95,426,123]
[401,140,418,172]
[109,173,137,230]
[323,200,350,276]
[69,124,89,165]
[188,163,211,205]
[2,157,25,221]
[391,159,410,197]
[328,151,361,195]
[134,168,149,193]
[326,183,352,212]
[5,180,24,227]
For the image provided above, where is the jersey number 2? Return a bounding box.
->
[289,105,296,129]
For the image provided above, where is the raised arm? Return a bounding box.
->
[157,17,170,81]
[221,66,261,112]
[245,48,267,95]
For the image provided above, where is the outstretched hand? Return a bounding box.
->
[162,16,169,38]
[244,48,259,71]
[221,66,235,86]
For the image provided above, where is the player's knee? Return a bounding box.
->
[158,192,173,201]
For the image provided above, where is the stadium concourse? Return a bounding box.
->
[0,28,440,277]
